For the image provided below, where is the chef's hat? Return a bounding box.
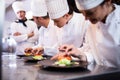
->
[46,0,69,19]
[31,0,47,17]
[12,1,26,14]
[75,0,104,10]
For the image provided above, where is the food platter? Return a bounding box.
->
[23,56,45,63]
[22,55,52,63]
[38,60,88,71]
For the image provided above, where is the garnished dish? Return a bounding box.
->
[38,53,88,71]
[38,59,88,71]
[23,47,45,62]
[23,54,45,63]
[53,55,79,67]
[32,54,44,60]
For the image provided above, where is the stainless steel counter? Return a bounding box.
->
[2,54,120,80]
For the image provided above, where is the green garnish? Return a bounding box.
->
[55,58,72,66]
[33,56,43,60]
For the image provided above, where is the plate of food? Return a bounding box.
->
[23,54,46,63]
[38,55,88,71]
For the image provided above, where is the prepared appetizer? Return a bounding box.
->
[54,55,79,66]
[33,54,44,60]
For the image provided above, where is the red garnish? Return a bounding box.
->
[58,55,71,61]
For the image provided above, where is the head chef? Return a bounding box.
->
[75,0,114,24]
[12,1,27,20]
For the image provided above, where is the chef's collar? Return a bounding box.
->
[15,19,27,27]
[66,12,76,24]
[105,4,117,24]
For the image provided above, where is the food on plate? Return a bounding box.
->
[24,48,33,56]
[33,54,44,60]
[32,47,44,60]
[58,55,72,61]
[54,55,79,66]
[54,58,72,66]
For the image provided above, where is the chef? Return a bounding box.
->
[25,0,60,56]
[10,1,39,55]
[46,0,90,48]
[52,0,120,68]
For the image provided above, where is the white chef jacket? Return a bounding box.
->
[57,12,89,47]
[34,19,59,56]
[10,20,39,55]
[84,4,120,68]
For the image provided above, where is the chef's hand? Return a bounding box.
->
[58,44,68,52]
[13,32,21,36]
[51,44,69,60]
[32,47,44,55]
[24,48,33,55]
[52,44,87,61]
[24,47,33,53]
[51,44,78,60]
[58,44,80,56]
[28,31,34,38]
[51,52,67,60]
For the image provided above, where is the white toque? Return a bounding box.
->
[75,0,104,10]
[46,0,69,19]
[12,1,26,14]
[31,0,47,17]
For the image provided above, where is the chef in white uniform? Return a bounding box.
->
[25,0,59,56]
[46,0,90,48]
[10,1,39,55]
[52,0,120,68]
